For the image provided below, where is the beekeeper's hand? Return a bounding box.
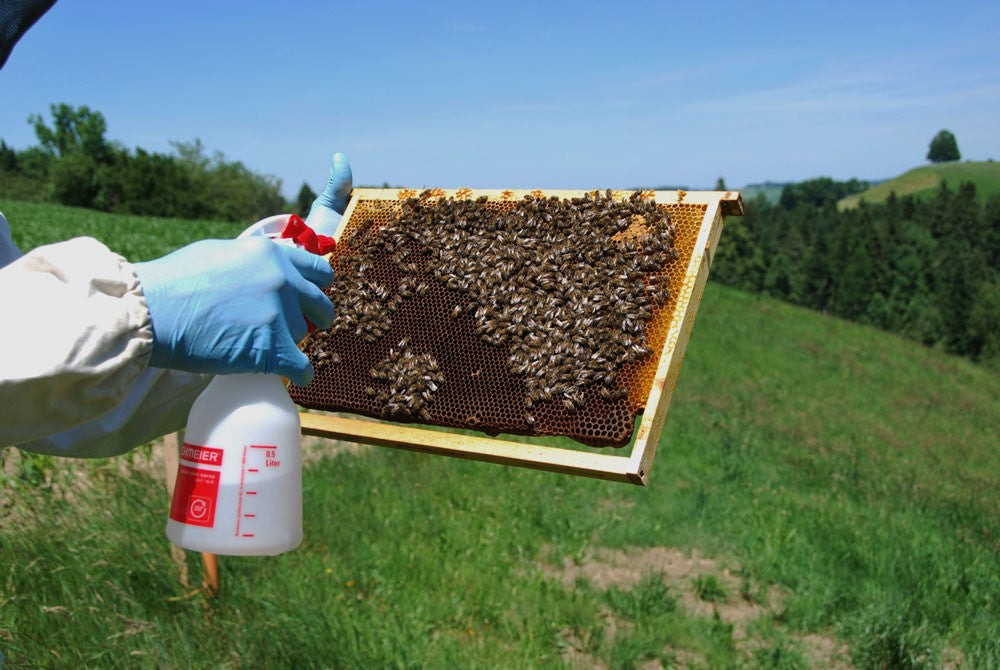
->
[304,152,353,236]
[135,237,335,387]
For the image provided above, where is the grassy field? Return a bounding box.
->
[2,201,999,668]
[838,161,1000,210]
[1,198,243,260]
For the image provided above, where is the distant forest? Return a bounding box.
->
[713,178,1000,370]
[0,103,292,223]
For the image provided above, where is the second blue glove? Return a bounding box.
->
[305,152,353,237]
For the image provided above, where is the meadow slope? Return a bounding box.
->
[2,280,997,668]
[1,200,998,668]
[838,161,1000,209]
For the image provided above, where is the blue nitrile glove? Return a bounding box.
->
[305,152,353,236]
[135,236,335,387]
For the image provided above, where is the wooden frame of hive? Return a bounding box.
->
[299,188,743,486]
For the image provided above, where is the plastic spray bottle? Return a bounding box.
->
[165,214,333,556]
[165,373,302,556]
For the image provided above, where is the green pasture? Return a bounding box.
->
[1,201,999,668]
[1,198,242,261]
[838,161,1000,209]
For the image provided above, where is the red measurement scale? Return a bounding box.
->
[234,444,283,540]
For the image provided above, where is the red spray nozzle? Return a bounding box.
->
[280,214,336,256]
[279,215,336,333]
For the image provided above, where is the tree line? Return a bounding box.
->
[0,103,317,223]
[713,178,1000,370]
[4,106,997,368]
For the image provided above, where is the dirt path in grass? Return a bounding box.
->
[540,544,855,669]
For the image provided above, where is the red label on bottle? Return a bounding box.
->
[180,442,224,466]
[169,463,221,527]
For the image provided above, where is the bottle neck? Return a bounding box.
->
[207,373,290,395]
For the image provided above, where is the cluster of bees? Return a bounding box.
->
[312,189,678,429]
[362,338,444,420]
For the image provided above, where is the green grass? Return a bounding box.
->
[1,198,243,260]
[2,201,999,667]
[838,160,1000,209]
[2,280,998,668]
[692,575,729,603]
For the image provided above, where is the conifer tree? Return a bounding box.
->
[296,182,317,217]
[0,139,17,171]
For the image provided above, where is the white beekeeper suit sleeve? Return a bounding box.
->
[0,211,209,457]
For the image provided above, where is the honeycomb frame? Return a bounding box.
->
[297,188,743,485]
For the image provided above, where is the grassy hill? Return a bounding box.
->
[2,202,999,668]
[838,160,1000,210]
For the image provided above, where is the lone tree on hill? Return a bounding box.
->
[927,129,961,163]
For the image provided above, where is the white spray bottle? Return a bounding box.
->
[165,214,318,556]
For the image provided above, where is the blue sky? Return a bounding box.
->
[2,1,999,198]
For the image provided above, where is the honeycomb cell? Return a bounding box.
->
[292,190,705,448]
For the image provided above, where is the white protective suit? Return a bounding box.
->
[0,211,209,457]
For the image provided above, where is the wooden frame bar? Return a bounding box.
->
[300,188,743,486]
